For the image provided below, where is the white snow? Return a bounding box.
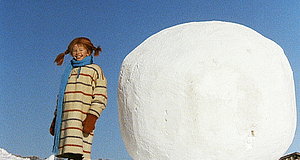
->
[45,155,55,160]
[0,148,29,160]
[118,21,296,160]
[0,148,54,160]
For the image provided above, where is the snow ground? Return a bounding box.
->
[0,148,30,160]
[0,148,54,160]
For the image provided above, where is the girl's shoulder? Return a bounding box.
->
[84,64,105,79]
[84,64,102,72]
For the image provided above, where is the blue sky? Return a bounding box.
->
[0,1,299,159]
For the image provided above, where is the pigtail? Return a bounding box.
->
[93,46,102,56]
[54,50,69,66]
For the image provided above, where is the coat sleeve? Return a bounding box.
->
[88,66,108,118]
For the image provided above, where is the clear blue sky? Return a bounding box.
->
[0,1,299,159]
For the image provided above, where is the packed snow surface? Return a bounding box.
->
[118,21,296,160]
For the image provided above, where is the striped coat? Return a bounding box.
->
[56,64,107,159]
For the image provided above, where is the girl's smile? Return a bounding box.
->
[71,44,90,61]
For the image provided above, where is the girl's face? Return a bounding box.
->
[71,44,90,61]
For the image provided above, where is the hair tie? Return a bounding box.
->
[64,50,70,55]
[94,46,102,56]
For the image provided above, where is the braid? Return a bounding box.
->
[94,46,102,56]
[54,50,69,66]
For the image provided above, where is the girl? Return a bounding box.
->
[50,37,108,160]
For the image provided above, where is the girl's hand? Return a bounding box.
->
[82,114,98,134]
[50,117,56,136]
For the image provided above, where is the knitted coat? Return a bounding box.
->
[56,64,107,159]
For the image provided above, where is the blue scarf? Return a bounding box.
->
[52,56,93,154]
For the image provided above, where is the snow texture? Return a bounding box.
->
[0,148,30,160]
[118,21,297,160]
[0,148,54,160]
[45,155,55,160]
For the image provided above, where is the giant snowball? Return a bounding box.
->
[118,21,296,160]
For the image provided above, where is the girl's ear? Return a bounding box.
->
[89,48,93,56]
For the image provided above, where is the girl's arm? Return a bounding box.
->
[89,66,108,118]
